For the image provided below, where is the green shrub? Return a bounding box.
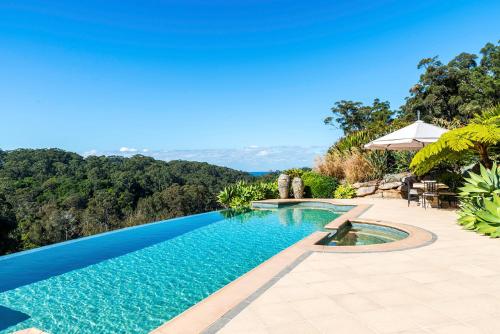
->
[458,163,500,237]
[436,171,463,192]
[217,181,278,209]
[283,168,309,179]
[334,183,356,199]
[301,172,338,198]
[391,151,415,173]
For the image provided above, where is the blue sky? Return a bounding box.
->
[0,0,499,170]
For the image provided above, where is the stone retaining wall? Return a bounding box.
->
[352,172,412,199]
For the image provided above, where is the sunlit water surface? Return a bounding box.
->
[0,206,345,334]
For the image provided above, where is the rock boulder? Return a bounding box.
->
[378,181,402,190]
[383,172,412,183]
[356,185,377,197]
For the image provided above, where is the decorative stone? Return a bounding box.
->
[364,192,384,198]
[378,181,402,190]
[356,185,377,197]
[277,174,290,199]
[383,172,412,183]
[353,180,379,189]
[382,190,404,199]
[291,177,304,199]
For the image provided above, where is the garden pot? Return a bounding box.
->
[292,177,304,199]
[278,174,290,199]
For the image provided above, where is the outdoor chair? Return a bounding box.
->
[422,180,439,209]
[404,177,420,207]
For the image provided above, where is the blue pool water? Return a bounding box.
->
[0,204,350,334]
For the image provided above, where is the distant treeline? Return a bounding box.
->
[0,149,254,255]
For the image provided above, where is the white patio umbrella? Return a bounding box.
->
[364,120,448,151]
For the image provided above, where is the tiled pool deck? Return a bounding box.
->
[212,198,500,334]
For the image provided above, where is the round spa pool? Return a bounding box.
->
[319,222,409,246]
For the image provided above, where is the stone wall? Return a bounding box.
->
[352,172,412,199]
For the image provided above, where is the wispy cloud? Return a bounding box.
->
[119,147,138,153]
[81,146,327,171]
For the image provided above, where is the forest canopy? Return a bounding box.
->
[0,149,253,255]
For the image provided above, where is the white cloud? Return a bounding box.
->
[81,146,328,171]
[256,150,269,156]
[119,147,138,153]
[82,149,98,157]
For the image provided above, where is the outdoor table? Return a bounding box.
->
[412,183,449,190]
[412,183,450,208]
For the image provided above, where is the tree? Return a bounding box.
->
[401,41,500,123]
[0,194,17,254]
[324,99,394,134]
[410,105,500,175]
[0,148,254,255]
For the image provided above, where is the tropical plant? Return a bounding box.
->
[391,151,415,173]
[410,105,500,175]
[301,172,338,198]
[217,181,278,209]
[334,184,356,199]
[457,163,500,237]
[364,151,389,180]
[327,128,375,155]
[283,168,307,179]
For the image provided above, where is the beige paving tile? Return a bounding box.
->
[218,328,269,334]
[465,317,500,334]
[402,271,454,284]
[289,296,347,318]
[250,302,305,327]
[289,270,334,284]
[363,289,416,307]
[308,279,358,296]
[309,314,378,334]
[422,281,479,299]
[356,308,419,333]
[272,285,323,301]
[331,293,381,313]
[425,323,483,334]
[449,264,498,277]
[426,295,498,321]
[265,320,322,334]
[214,199,500,334]
[394,304,455,327]
[397,285,447,304]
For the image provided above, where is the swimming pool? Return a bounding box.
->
[0,204,351,334]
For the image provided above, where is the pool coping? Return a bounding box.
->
[150,199,361,334]
[151,199,436,334]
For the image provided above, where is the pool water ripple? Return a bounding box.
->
[0,206,342,334]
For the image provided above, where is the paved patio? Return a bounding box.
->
[215,198,500,334]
